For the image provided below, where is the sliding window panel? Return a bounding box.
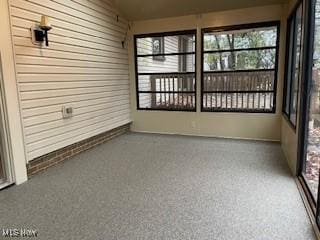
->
[301,0,320,204]
[283,3,304,128]
[283,18,295,116]
[203,49,276,71]
[138,92,196,111]
[135,30,197,111]
[137,54,195,74]
[202,22,280,113]
[290,4,303,125]
[203,26,277,51]
[137,74,195,92]
[136,34,196,56]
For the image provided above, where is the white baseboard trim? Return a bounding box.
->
[130,129,280,143]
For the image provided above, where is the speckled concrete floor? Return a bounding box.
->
[0,133,316,240]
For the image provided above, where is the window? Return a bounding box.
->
[152,37,165,61]
[135,30,196,111]
[283,3,304,128]
[201,22,280,113]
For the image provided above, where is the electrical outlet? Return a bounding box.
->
[62,106,73,119]
[191,121,196,128]
[30,26,42,46]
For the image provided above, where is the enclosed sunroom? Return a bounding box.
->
[0,0,319,239]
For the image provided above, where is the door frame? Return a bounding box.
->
[296,0,320,222]
[0,54,14,188]
[0,0,28,186]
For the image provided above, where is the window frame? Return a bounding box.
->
[134,29,197,112]
[283,1,304,130]
[201,21,281,113]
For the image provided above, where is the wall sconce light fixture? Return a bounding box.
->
[33,16,52,46]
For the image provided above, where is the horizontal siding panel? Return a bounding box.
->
[26,107,130,144]
[28,118,131,159]
[12,27,126,53]
[10,0,126,35]
[76,0,125,24]
[51,0,127,27]
[27,112,130,153]
[11,17,126,53]
[14,45,128,64]
[9,5,126,39]
[16,65,129,75]
[24,110,131,141]
[9,0,131,161]
[15,56,128,70]
[21,89,129,109]
[19,80,129,91]
[22,94,128,118]
[20,85,129,100]
[13,37,127,59]
[24,97,129,133]
[12,24,123,50]
[25,101,128,129]
[17,74,128,83]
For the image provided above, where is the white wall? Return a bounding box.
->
[8,0,131,161]
[129,5,286,141]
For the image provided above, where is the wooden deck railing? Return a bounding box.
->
[138,70,276,112]
[141,73,196,110]
[202,70,275,112]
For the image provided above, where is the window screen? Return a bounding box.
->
[202,22,280,113]
[135,30,196,111]
[283,4,304,127]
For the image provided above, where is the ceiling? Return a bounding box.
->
[112,0,287,21]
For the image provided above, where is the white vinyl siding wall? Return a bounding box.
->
[9,0,131,161]
[186,38,195,73]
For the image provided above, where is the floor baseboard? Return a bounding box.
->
[295,178,320,240]
[130,129,280,143]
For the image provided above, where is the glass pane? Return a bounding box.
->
[202,92,273,111]
[304,1,320,200]
[136,34,195,55]
[138,93,196,110]
[137,54,195,74]
[289,5,303,125]
[138,74,195,92]
[203,26,277,51]
[203,71,274,92]
[284,19,295,115]
[203,49,276,71]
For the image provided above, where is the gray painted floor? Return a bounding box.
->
[0,133,316,240]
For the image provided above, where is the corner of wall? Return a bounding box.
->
[281,117,298,175]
